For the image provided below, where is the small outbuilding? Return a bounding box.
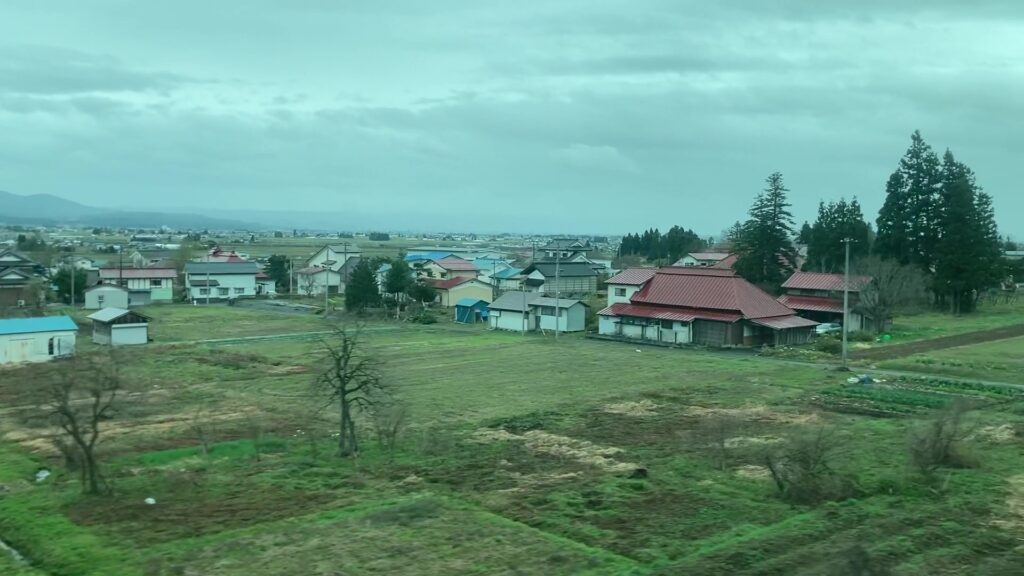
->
[87,308,150,346]
[454,298,489,323]
[84,284,130,310]
[0,316,78,364]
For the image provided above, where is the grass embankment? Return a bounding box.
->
[1,307,1022,574]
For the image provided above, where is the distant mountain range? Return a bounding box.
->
[0,190,257,230]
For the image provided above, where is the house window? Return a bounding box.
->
[151,279,162,287]
[234,287,244,294]
[661,320,674,329]
[540,306,556,316]
[97,295,105,305]
[614,287,627,297]
[218,287,229,296]
[199,288,209,295]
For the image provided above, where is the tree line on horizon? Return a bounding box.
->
[619,130,1013,315]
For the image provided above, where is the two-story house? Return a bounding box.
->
[777,271,880,331]
[184,262,258,301]
[520,262,598,297]
[98,267,177,305]
[0,250,48,307]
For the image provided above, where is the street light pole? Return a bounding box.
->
[841,237,852,368]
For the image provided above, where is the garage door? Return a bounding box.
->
[692,321,727,346]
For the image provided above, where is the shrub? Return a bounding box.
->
[763,427,859,505]
[848,330,876,342]
[816,337,842,355]
[908,399,980,477]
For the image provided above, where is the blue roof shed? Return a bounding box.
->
[0,316,78,336]
[454,298,489,323]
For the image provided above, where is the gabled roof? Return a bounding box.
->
[99,268,177,279]
[184,262,259,274]
[87,308,149,323]
[710,254,738,269]
[530,297,588,309]
[0,249,36,265]
[86,283,129,293]
[296,266,335,276]
[0,316,78,335]
[491,267,523,280]
[631,267,795,319]
[782,271,871,292]
[433,257,479,272]
[523,262,598,278]
[426,276,482,290]
[541,238,589,251]
[777,294,844,314]
[687,252,731,261]
[488,291,541,311]
[455,297,489,308]
[606,268,658,286]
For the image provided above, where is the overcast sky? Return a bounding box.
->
[1,1,1022,236]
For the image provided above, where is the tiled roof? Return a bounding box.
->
[777,294,844,313]
[597,303,742,323]
[99,268,177,279]
[631,268,796,319]
[606,268,658,286]
[0,316,77,335]
[781,271,871,292]
[433,257,479,271]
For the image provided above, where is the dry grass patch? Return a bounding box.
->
[603,400,660,417]
[473,428,637,473]
[734,464,772,481]
[684,405,820,425]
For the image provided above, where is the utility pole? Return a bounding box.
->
[68,258,75,309]
[841,237,852,368]
[554,248,561,340]
[289,257,294,297]
[206,268,210,305]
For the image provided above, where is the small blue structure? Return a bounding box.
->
[454,298,490,323]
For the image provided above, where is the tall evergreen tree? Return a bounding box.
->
[805,198,870,273]
[933,150,1002,313]
[733,172,796,288]
[797,221,813,245]
[875,131,942,269]
[344,260,381,311]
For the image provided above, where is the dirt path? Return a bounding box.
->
[853,324,1024,361]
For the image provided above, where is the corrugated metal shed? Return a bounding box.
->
[0,316,78,336]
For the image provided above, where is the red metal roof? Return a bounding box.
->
[426,276,476,290]
[711,254,738,269]
[781,271,870,292]
[606,268,658,286]
[750,315,819,329]
[597,303,742,323]
[99,268,177,279]
[433,257,479,271]
[631,268,797,319]
[777,294,843,313]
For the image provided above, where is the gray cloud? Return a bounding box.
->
[0,1,1021,236]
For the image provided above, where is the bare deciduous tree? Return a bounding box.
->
[696,413,743,471]
[764,426,855,504]
[190,410,212,456]
[373,401,408,458]
[301,273,318,298]
[313,326,387,457]
[854,256,929,329]
[49,355,121,495]
[909,399,978,477]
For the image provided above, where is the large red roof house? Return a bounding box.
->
[598,267,817,346]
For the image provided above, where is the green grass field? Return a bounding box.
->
[877,336,1024,385]
[1,305,1023,575]
[875,299,1024,344]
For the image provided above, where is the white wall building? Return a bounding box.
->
[0,316,77,364]
[605,268,658,307]
[84,284,130,309]
[184,262,258,301]
[87,308,150,346]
